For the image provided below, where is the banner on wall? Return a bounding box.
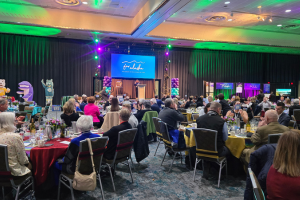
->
[236,83,243,93]
[244,83,260,90]
[263,84,270,93]
[216,82,234,90]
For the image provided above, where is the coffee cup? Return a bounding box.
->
[98,128,104,134]
[38,140,45,147]
[192,123,197,128]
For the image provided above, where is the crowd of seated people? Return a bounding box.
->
[3,91,300,200]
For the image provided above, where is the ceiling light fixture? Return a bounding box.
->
[262,17,265,21]
[257,6,262,9]
[285,9,291,13]
[228,19,232,21]
[225,1,230,4]
[82,1,88,4]
[269,18,272,22]
[277,24,282,27]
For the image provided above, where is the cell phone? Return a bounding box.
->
[261,110,265,117]
[95,95,99,98]
[234,104,241,110]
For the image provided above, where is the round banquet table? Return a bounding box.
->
[184,128,254,159]
[27,138,71,187]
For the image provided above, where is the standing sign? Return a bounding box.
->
[263,84,270,93]
[52,105,61,119]
[244,83,260,90]
[236,83,243,93]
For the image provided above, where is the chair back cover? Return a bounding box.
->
[267,134,282,144]
[142,111,158,136]
[100,111,120,132]
[77,137,108,174]
[192,128,219,159]
[112,128,137,164]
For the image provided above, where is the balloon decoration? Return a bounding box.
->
[103,76,112,93]
[171,78,179,98]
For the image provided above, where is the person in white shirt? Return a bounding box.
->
[122,101,138,128]
[258,97,272,111]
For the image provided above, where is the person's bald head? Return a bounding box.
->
[265,110,278,124]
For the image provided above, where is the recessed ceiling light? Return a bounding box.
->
[285,9,291,12]
[257,6,262,8]
[82,2,88,4]
[225,1,230,4]
[228,19,232,21]
[277,24,282,27]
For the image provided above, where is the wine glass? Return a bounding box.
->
[56,130,61,141]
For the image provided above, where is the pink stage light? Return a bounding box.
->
[165,52,169,56]
[98,47,101,51]
[98,65,101,68]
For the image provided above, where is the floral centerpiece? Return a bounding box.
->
[12,101,19,106]
[223,116,236,131]
[46,119,66,138]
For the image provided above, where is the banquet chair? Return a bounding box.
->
[152,117,163,156]
[102,128,137,191]
[192,114,199,121]
[288,120,297,129]
[18,104,26,112]
[192,128,227,188]
[180,114,189,126]
[267,134,282,144]
[293,109,300,129]
[248,168,266,200]
[0,145,34,200]
[57,137,108,200]
[159,121,190,173]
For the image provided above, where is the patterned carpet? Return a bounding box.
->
[39,111,246,200]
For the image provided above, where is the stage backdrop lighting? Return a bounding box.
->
[111,54,155,79]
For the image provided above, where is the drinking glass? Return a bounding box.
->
[56,130,61,141]
[30,136,36,146]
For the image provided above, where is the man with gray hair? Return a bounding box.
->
[122,101,138,128]
[196,102,230,179]
[103,109,132,160]
[74,94,79,103]
[242,110,289,165]
[288,98,300,117]
[55,115,100,174]
[134,100,152,122]
[150,98,160,114]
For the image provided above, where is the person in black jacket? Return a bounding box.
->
[150,98,160,114]
[269,91,276,103]
[288,99,300,117]
[196,97,204,107]
[218,93,231,117]
[196,102,230,179]
[276,102,290,127]
[134,100,152,122]
[158,98,184,129]
[103,109,132,160]
[60,101,80,127]
[257,89,264,103]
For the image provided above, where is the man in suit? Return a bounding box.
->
[276,102,290,127]
[150,98,160,114]
[155,95,163,108]
[288,99,300,117]
[257,89,265,103]
[100,87,110,101]
[218,93,231,117]
[277,96,285,103]
[103,109,132,160]
[242,110,289,165]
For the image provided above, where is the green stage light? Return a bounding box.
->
[95,39,99,43]
[94,55,98,59]
[168,44,172,48]
[95,73,98,76]
[168,60,171,63]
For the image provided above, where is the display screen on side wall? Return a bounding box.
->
[276,89,291,96]
[244,83,260,90]
[263,84,270,93]
[216,82,234,90]
[111,54,155,79]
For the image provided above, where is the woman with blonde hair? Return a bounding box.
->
[0,112,31,176]
[284,98,291,107]
[61,101,80,127]
[266,130,300,199]
[68,98,81,112]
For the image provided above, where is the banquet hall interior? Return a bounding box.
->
[1,0,300,200]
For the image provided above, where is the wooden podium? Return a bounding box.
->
[137,84,146,99]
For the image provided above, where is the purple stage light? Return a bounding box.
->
[98,65,101,68]
[98,47,101,51]
[165,52,169,56]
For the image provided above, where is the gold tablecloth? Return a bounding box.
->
[184,129,253,159]
[182,113,193,122]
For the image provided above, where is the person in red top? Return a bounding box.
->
[266,130,300,200]
[84,96,101,128]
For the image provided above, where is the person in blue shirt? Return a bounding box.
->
[155,95,163,108]
[54,116,100,175]
[80,94,88,111]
